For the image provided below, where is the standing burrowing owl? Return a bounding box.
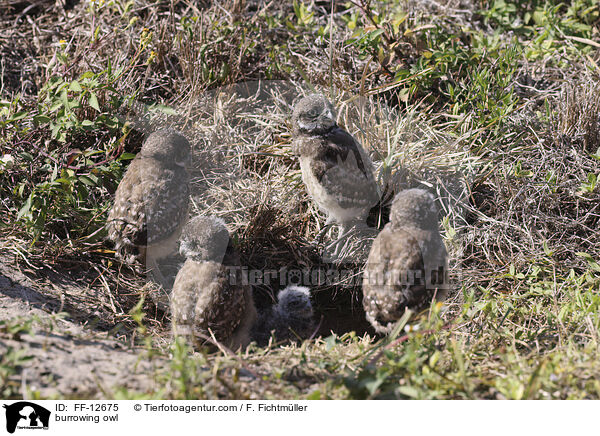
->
[106,129,191,287]
[171,216,257,351]
[291,94,379,257]
[251,286,315,346]
[362,189,448,334]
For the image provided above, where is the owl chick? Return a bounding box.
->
[362,189,448,334]
[106,129,191,287]
[251,286,315,346]
[171,216,257,351]
[291,94,379,257]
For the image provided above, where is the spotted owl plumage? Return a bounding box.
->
[362,189,448,334]
[291,94,379,234]
[106,129,191,269]
[171,216,257,350]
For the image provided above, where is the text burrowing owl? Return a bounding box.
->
[251,286,315,346]
[291,94,379,259]
[362,189,448,334]
[171,216,257,351]
[106,129,191,287]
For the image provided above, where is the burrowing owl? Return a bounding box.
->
[251,286,315,346]
[171,216,257,351]
[291,94,379,257]
[362,189,448,334]
[106,129,191,287]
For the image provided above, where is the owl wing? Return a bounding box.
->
[417,228,449,300]
[171,261,202,338]
[325,127,376,180]
[171,261,246,344]
[362,227,429,333]
[312,127,379,211]
[143,165,190,246]
[106,157,189,252]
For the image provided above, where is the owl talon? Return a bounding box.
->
[146,257,171,290]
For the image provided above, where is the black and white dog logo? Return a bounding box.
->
[3,402,50,434]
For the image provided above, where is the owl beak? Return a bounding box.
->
[319,109,335,127]
[322,108,335,123]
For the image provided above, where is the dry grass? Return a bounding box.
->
[1,0,600,399]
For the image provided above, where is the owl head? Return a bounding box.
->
[292,94,337,134]
[276,285,313,320]
[140,129,191,167]
[390,189,440,230]
[179,215,232,263]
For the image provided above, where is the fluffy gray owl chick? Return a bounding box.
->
[291,95,379,250]
[251,286,315,346]
[362,189,448,334]
[171,216,257,351]
[106,129,191,286]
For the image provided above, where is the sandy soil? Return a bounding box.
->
[0,259,165,398]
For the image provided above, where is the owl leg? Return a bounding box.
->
[314,214,340,244]
[326,221,377,262]
[143,256,172,310]
[337,222,351,240]
[321,222,346,250]
[145,255,171,290]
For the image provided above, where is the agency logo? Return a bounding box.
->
[2,402,50,434]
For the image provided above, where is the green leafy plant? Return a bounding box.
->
[576,172,598,195]
[15,146,132,239]
[293,0,314,27]
[35,71,126,142]
[0,348,32,398]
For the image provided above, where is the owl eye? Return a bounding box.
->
[307,109,318,117]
